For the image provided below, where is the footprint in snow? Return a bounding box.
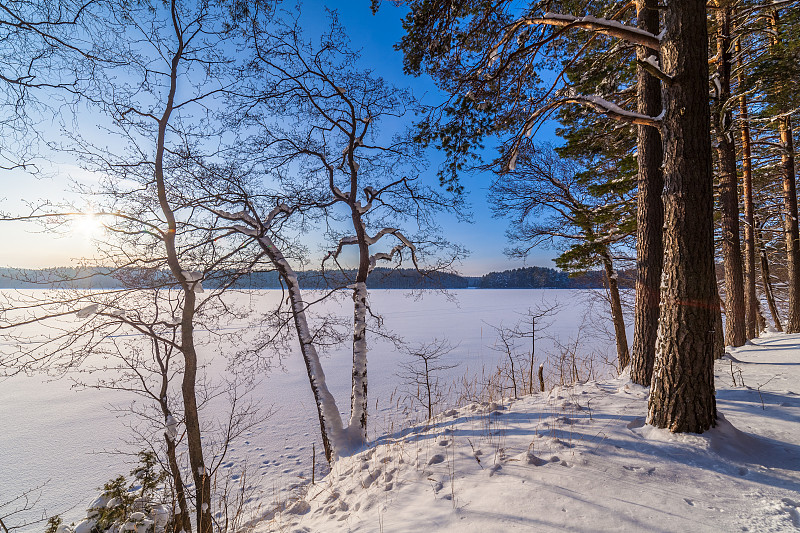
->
[526,452,558,466]
[626,417,646,430]
[781,498,800,528]
[428,454,445,465]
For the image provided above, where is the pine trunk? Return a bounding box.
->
[602,251,630,370]
[647,0,717,433]
[736,40,758,338]
[714,285,725,359]
[630,0,663,386]
[713,5,746,347]
[755,218,783,331]
[780,117,800,333]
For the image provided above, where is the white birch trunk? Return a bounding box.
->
[348,281,369,444]
[257,235,349,460]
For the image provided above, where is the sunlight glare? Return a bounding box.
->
[74,211,104,240]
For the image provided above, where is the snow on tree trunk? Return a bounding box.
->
[349,281,369,443]
[630,0,663,386]
[714,285,725,360]
[258,236,347,462]
[647,0,717,433]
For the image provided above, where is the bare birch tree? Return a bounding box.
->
[179,13,463,460]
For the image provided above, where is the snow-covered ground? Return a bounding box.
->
[255,332,800,532]
[1,289,615,530]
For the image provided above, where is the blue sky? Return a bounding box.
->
[284,1,563,274]
[0,1,560,276]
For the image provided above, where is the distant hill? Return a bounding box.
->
[0,266,630,290]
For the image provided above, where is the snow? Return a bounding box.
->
[255,332,800,532]
[508,150,518,171]
[164,414,178,442]
[232,224,260,237]
[574,94,661,124]
[5,290,800,532]
[75,304,99,318]
[180,271,204,293]
[4,289,591,527]
[712,74,723,98]
[180,270,202,282]
[645,54,661,70]
[537,13,661,48]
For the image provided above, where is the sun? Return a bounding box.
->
[73,211,104,239]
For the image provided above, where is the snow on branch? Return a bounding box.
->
[365,227,400,246]
[563,94,662,127]
[323,235,360,264]
[369,245,405,271]
[75,304,100,318]
[506,92,661,171]
[638,55,673,84]
[264,203,292,226]
[232,224,260,237]
[368,230,419,271]
[530,13,661,50]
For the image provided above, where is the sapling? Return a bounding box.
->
[397,339,458,420]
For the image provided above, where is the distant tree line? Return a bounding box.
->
[0,266,632,290]
[476,266,634,289]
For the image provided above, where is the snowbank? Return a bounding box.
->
[254,332,800,532]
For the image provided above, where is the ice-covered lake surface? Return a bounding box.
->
[1,289,624,528]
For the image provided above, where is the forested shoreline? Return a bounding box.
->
[0,266,634,290]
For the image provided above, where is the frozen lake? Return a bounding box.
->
[0,289,626,529]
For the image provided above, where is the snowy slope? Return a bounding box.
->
[254,333,800,532]
[2,290,604,529]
